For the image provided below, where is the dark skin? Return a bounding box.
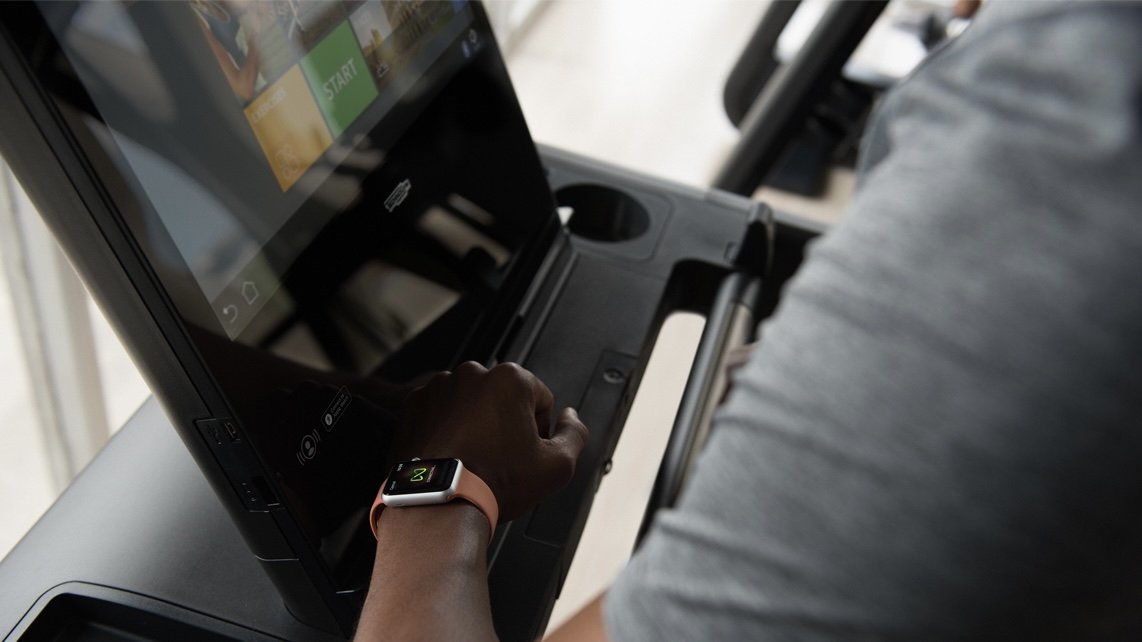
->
[954,0,982,19]
[353,362,608,641]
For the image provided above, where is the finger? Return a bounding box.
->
[539,407,589,486]
[954,0,981,18]
[723,342,757,373]
[497,362,555,435]
[453,361,488,379]
[423,370,452,390]
[550,407,588,453]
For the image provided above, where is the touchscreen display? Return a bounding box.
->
[196,1,465,193]
[56,0,487,340]
[35,0,557,591]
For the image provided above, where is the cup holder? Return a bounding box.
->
[555,184,651,243]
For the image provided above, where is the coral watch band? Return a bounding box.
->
[369,462,498,540]
[450,470,498,538]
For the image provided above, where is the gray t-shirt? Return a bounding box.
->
[606,3,1142,640]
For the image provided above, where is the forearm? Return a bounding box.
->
[354,503,496,642]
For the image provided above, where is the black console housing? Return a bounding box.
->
[0,142,821,640]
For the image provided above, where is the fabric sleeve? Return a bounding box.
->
[605,3,1142,640]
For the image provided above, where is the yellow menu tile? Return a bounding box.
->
[244,66,333,191]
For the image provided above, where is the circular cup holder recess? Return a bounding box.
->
[555,184,651,243]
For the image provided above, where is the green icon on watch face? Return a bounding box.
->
[388,459,456,495]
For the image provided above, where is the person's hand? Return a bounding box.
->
[723,342,757,377]
[719,342,757,404]
[954,0,982,19]
[392,362,589,521]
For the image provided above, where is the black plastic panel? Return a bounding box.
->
[12,584,280,642]
[0,148,810,642]
[0,400,343,642]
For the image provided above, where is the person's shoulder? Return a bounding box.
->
[960,0,1142,33]
[884,0,1142,155]
[952,1,1142,64]
[972,0,1142,26]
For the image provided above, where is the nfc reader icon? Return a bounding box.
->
[384,179,411,212]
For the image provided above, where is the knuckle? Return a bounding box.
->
[426,371,452,388]
[491,361,525,377]
[454,361,486,376]
[490,362,528,385]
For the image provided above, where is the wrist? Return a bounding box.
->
[374,502,491,551]
[371,458,499,540]
[363,501,496,642]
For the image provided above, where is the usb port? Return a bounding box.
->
[195,417,241,446]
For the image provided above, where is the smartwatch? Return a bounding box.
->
[369,458,499,539]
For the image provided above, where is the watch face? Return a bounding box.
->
[384,459,459,496]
